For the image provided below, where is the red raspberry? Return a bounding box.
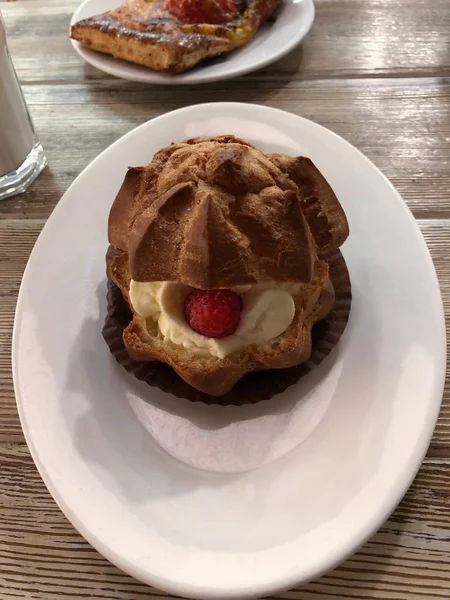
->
[184,289,242,338]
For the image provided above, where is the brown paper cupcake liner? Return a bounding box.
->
[102,251,351,406]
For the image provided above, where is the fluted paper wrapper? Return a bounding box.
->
[102,251,351,406]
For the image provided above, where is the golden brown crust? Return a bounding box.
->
[268,154,350,256]
[70,0,281,73]
[108,166,145,250]
[102,249,351,405]
[107,247,335,396]
[104,135,350,396]
[111,136,317,288]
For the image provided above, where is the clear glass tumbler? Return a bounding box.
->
[0,12,47,200]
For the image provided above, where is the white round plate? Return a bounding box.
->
[70,0,315,84]
[13,103,445,599]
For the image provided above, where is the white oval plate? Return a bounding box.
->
[13,103,445,599]
[70,0,314,84]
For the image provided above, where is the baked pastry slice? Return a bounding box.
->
[105,135,349,396]
[70,0,281,73]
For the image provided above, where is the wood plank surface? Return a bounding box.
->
[2,0,450,83]
[1,0,449,598]
[0,444,449,599]
[0,78,448,220]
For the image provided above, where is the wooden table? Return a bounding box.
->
[1,0,449,598]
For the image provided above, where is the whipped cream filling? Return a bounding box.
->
[129,279,301,359]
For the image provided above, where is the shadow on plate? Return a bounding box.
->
[55,268,402,551]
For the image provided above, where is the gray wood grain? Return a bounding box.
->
[2,0,450,84]
[1,0,449,598]
[0,444,449,599]
[0,78,448,219]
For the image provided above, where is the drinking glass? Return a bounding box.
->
[0,11,46,200]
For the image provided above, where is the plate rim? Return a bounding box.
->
[12,102,447,599]
[69,0,315,85]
